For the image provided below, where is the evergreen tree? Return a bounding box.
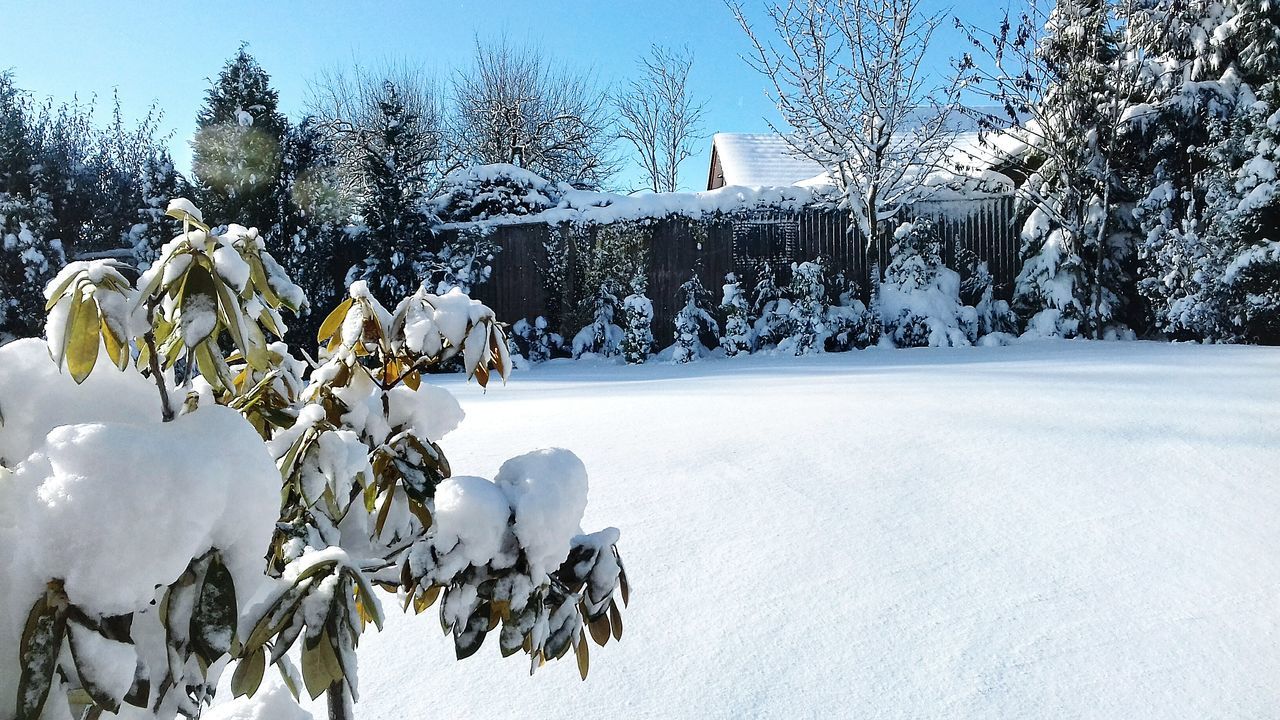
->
[879,220,976,347]
[0,73,61,340]
[512,315,562,363]
[672,272,718,363]
[432,228,500,295]
[779,259,829,355]
[192,46,289,241]
[750,261,786,349]
[621,268,654,364]
[1009,0,1137,338]
[277,116,353,344]
[719,272,753,356]
[1128,0,1280,341]
[128,150,187,268]
[572,275,624,358]
[346,81,439,304]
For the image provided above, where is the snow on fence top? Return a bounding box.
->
[433,160,1014,231]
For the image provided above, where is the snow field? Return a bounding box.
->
[313,340,1280,719]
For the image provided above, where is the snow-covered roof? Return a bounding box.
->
[710,133,827,189]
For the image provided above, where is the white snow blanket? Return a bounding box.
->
[273,340,1280,719]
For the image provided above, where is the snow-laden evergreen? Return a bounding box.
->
[750,262,786,350]
[777,259,829,355]
[719,272,754,356]
[672,272,718,363]
[572,277,624,358]
[511,316,563,364]
[879,220,976,347]
[344,81,439,305]
[621,269,654,364]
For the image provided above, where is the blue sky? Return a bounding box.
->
[0,0,1015,192]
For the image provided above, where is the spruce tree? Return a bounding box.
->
[192,46,288,241]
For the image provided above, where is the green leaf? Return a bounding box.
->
[17,590,66,720]
[231,646,266,699]
[66,292,101,384]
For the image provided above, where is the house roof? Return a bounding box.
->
[709,133,827,189]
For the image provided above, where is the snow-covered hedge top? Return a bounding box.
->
[432,163,1014,230]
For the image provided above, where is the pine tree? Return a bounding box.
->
[432,228,500,295]
[672,272,718,363]
[719,272,753,356]
[346,81,439,304]
[192,46,289,241]
[621,269,654,364]
[879,219,975,347]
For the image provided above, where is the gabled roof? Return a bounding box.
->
[708,133,826,189]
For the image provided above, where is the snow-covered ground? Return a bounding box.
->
[308,340,1279,719]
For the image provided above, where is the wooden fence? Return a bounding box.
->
[445,195,1020,343]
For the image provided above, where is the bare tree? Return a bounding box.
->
[452,36,619,189]
[729,0,958,246]
[307,61,453,201]
[616,45,707,193]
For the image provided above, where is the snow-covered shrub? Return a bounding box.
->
[2,199,631,720]
[621,269,654,364]
[0,190,62,341]
[720,272,754,356]
[572,277,624,358]
[432,163,565,223]
[777,259,829,355]
[824,271,874,352]
[512,315,563,363]
[879,219,976,348]
[672,272,719,363]
[750,262,787,350]
[958,246,1018,338]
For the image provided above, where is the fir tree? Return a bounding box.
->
[621,269,654,364]
[719,272,753,356]
[191,46,289,241]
